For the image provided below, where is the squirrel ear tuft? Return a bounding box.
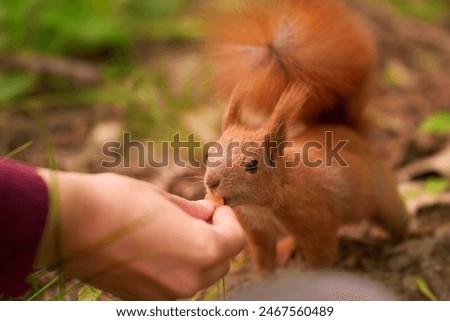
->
[222,85,247,130]
[263,83,309,165]
[271,122,286,146]
[269,82,311,127]
[264,121,287,166]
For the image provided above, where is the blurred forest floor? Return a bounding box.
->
[0,0,449,300]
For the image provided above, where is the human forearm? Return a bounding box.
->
[34,170,246,300]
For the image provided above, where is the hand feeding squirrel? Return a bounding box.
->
[203,0,410,273]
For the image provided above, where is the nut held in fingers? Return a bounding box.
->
[205,192,224,208]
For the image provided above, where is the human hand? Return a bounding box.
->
[35,170,246,300]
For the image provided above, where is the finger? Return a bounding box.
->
[211,206,247,257]
[163,192,215,221]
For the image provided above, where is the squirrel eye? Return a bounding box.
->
[245,159,259,173]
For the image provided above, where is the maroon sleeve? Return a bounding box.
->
[0,159,49,298]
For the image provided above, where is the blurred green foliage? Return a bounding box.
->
[383,0,450,22]
[0,0,194,56]
[425,177,450,196]
[381,61,411,88]
[419,111,450,135]
[78,284,102,301]
[0,0,128,55]
[0,0,201,138]
[0,71,36,103]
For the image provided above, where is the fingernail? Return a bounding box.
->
[196,199,215,212]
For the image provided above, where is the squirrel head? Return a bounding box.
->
[204,83,309,207]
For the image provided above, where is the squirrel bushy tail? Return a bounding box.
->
[207,0,376,131]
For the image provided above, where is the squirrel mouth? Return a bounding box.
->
[223,196,239,208]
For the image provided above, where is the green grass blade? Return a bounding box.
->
[27,274,63,301]
[415,277,438,301]
[2,140,33,159]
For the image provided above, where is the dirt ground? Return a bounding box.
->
[1,1,449,300]
[342,0,450,301]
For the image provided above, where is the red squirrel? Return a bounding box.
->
[203,0,410,273]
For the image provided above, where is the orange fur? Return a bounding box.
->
[204,88,410,273]
[204,0,408,273]
[207,0,376,131]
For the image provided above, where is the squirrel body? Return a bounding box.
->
[204,1,409,272]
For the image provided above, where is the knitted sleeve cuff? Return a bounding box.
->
[0,159,49,298]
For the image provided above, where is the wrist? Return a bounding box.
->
[34,169,85,268]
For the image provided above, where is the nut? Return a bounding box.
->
[204,192,224,208]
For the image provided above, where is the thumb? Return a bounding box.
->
[211,206,247,257]
[163,192,215,221]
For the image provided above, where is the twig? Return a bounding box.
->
[0,53,102,85]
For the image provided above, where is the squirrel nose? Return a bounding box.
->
[205,174,221,190]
